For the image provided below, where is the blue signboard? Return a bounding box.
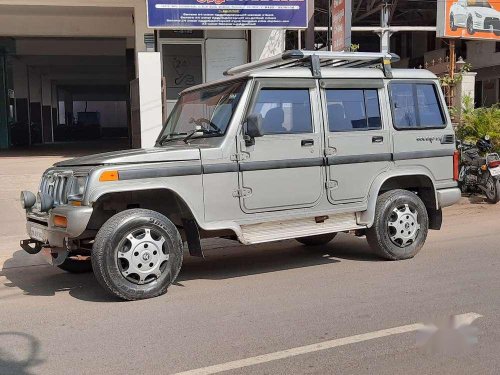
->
[147,0,308,29]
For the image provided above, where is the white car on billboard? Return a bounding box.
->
[450,0,500,36]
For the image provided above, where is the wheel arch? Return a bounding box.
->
[87,187,204,256]
[359,169,441,229]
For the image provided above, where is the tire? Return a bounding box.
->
[57,256,92,273]
[366,190,429,261]
[296,233,337,246]
[91,209,183,301]
[450,14,457,31]
[484,176,500,204]
[467,16,475,35]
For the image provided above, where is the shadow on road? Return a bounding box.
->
[0,251,117,303]
[178,235,381,282]
[0,332,43,375]
[1,235,381,301]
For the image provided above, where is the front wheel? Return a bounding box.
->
[484,176,500,204]
[91,209,184,301]
[366,190,429,261]
[467,16,475,35]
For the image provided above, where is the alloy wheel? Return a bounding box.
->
[117,227,170,285]
[387,203,421,248]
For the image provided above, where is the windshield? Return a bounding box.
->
[467,0,491,7]
[158,80,246,144]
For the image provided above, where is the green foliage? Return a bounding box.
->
[456,96,500,152]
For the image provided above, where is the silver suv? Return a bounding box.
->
[20,51,461,300]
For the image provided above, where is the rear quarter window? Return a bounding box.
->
[390,82,446,130]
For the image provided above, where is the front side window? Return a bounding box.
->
[390,83,445,129]
[467,0,491,7]
[326,89,382,132]
[250,89,313,134]
[158,80,245,143]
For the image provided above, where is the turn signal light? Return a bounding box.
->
[99,170,120,182]
[481,164,488,171]
[53,215,68,228]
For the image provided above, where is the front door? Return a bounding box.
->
[237,81,324,213]
[322,80,392,204]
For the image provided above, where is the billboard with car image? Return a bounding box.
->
[437,0,500,40]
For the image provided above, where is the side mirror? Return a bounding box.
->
[244,114,263,146]
[245,114,264,138]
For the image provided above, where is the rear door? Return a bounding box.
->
[389,81,455,181]
[321,79,392,204]
[237,80,324,213]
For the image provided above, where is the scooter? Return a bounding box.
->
[457,135,500,204]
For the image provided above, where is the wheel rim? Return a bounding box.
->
[387,204,420,248]
[117,227,169,285]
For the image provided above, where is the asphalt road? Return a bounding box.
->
[0,198,499,375]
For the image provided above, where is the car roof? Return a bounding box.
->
[182,67,437,94]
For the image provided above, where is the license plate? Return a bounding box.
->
[30,226,47,242]
[490,166,500,177]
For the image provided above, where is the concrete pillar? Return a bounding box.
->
[133,1,149,78]
[28,66,43,144]
[455,72,477,114]
[0,54,8,149]
[251,30,286,61]
[51,81,58,129]
[137,52,162,148]
[41,75,53,142]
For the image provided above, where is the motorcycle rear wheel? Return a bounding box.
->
[485,176,500,204]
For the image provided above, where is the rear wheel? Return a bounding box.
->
[485,176,500,204]
[91,209,183,301]
[450,14,457,31]
[367,190,429,260]
[296,233,337,246]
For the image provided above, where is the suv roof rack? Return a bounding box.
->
[224,50,400,79]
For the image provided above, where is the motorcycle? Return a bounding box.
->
[457,135,500,204]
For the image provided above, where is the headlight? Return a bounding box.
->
[67,175,88,203]
[475,12,483,18]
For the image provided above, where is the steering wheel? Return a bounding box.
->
[189,117,221,133]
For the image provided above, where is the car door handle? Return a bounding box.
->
[301,139,314,147]
[372,136,384,143]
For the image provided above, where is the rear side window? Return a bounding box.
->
[251,89,313,134]
[326,89,382,132]
[390,83,446,129]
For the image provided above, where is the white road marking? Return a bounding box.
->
[173,313,482,375]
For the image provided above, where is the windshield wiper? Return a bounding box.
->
[158,132,188,146]
[183,128,221,144]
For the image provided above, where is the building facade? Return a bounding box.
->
[0,0,284,150]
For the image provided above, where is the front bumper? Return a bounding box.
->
[437,187,461,208]
[484,17,500,31]
[25,205,93,248]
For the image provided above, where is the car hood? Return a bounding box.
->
[469,7,500,17]
[54,145,201,167]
